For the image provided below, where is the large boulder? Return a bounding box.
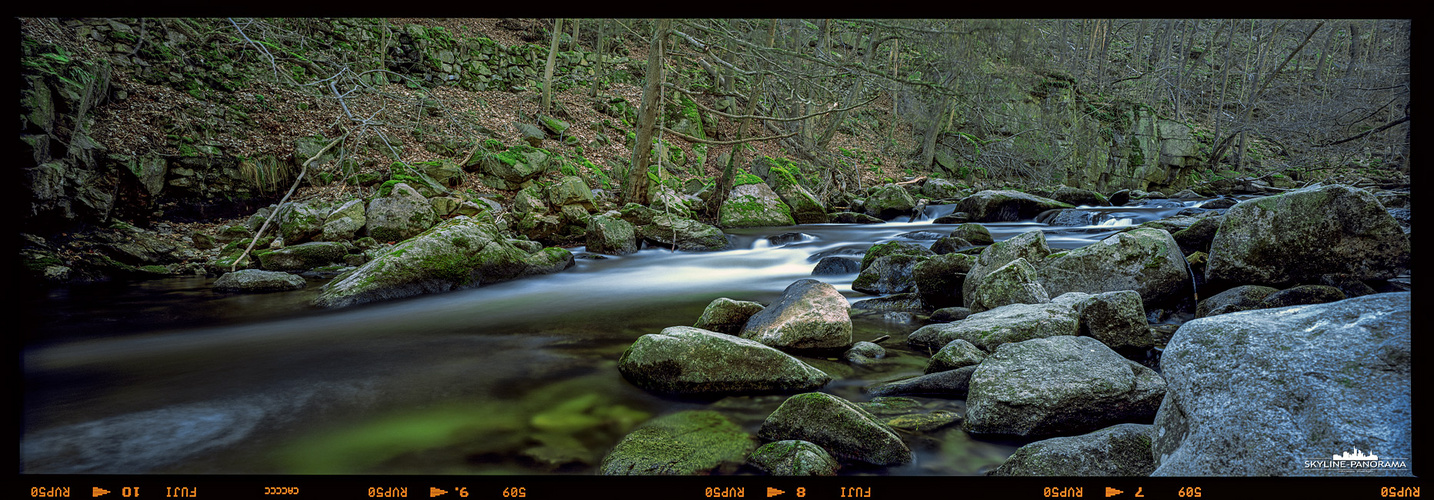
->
[365,183,439,242]
[1205,184,1411,288]
[955,190,1073,222]
[987,423,1156,476]
[639,215,730,251]
[694,297,765,336]
[862,184,917,219]
[867,365,977,398]
[213,269,306,293]
[912,253,976,309]
[617,326,832,395]
[1195,285,1278,318]
[585,215,638,255]
[319,199,366,241]
[740,279,852,350]
[1050,290,1152,351]
[767,170,827,224]
[859,241,934,271]
[1152,293,1411,476]
[313,216,572,308]
[758,392,913,466]
[547,175,597,211]
[925,338,987,374]
[720,182,795,228]
[851,254,928,295]
[962,230,1051,309]
[1039,228,1192,309]
[908,301,1080,353]
[965,336,1166,438]
[949,223,995,246]
[277,201,328,244]
[598,410,755,475]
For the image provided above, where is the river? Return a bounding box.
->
[20,200,1213,475]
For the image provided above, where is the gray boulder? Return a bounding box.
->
[276,201,328,244]
[639,215,730,251]
[618,326,831,395]
[867,365,977,398]
[859,241,934,271]
[1259,285,1346,308]
[966,336,1166,438]
[962,230,1051,309]
[546,175,596,211]
[758,392,913,466]
[949,223,995,246]
[912,253,976,309]
[1152,293,1411,476]
[811,256,861,275]
[862,184,917,219]
[365,183,439,242]
[908,301,1081,353]
[747,440,839,476]
[968,258,1049,312]
[1050,290,1152,351]
[925,338,987,374]
[1039,228,1192,310]
[213,269,306,292]
[320,199,366,241]
[987,423,1156,476]
[720,182,795,228]
[254,241,348,272]
[740,279,852,350]
[694,297,766,336]
[598,410,755,475]
[1206,184,1411,288]
[313,216,571,308]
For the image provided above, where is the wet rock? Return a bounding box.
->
[987,423,1156,476]
[884,410,963,433]
[929,306,973,322]
[618,326,832,395]
[867,365,977,398]
[758,392,913,466]
[962,230,1051,309]
[1044,185,1111,207]
[897,230,946,240]
[1259,285,1346,309]
[930,236,973,255]
[925,338,987,374]
[213,269,306,292]
[1153,293,1411,476]
[949,223,995,246]
[932,212,970,224]
[908,301,1080,353]
[314,216,570,308]
[694,297,766,336]
[1206,184,1410,288]
[319,199,366,242]
[955,190,1074,222]
[811,256,860,275]
[852,254,929,295]
[966,336,1166,439]
[254,241,347,272]
[856,397,926,416]
[599,410,755,475]
[1318,274,1378,299]
[741,279,852,350]
[859,241,934,271]
[850,294,927,312]
[826,212,885,224]
[912,253,976,309]
[1195,285,1278,318]
[1170,214,1222,255]
[639,215,730,251]
[767,232,806,246]
[747,440,839,476]
[1200,197,1238,209]
[920,178,965,200]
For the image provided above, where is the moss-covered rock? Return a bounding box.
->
[912,253,976,309]
[961,230,1050,309]
[720,182,795,228]
[617,326,832,396]
[638,215,729,251]
[1050,290,1151,351]
[757,392,913,466]
[968,257,1049,312]
[987,423,1155,476]
[1038,228,1191,310]
[859,241,934,271]
[213,269,307,293]
[739,279,852,350]
[319,199,366,241]
[862,184,917,219]
[694,297,765,336]
[255,241,348,272]
[908,301,1080,353]
[1195,284,1278,318]
[364,183,438,243]
[747,440,839,476]
[925,338,987,374]
[585,215,638,255]
[852,254,929,295]
[598,410,755,475]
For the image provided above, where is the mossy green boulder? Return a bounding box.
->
[758,392,913,466]
[720,182,795,228]
[617,326,832,396]
[747,440,839,476]
[987,423,1155,476]
[598,410,754,475]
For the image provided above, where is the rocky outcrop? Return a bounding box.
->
[617,326,832,395]
[1205,185,1411,288]
[599,410,755,475]
[758,392,913,466]
[740,279,852,350]
[965,335,1166,439]
[1152,293,1411,476]
[312,216,572,308]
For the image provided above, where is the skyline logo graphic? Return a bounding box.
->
[1332,448,1379,461]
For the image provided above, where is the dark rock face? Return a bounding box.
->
[811,256,860,276]
[1153,293,1411,476]
[955,190,1074,222]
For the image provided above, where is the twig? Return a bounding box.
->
[231,130,349,272]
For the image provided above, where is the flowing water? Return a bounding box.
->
[20,200,1212,475]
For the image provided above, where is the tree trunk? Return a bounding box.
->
[541,18,564,115]
[713,19,775,213]
[590,19,606,98]
[624,18,669,205]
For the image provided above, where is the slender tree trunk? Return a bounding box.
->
[624,18,669,205]
[1210,20,1234,169]
[541,18,564,115]
[713,19,774,213]
[590,19,606,98]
